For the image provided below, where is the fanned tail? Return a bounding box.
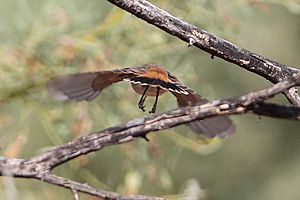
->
[168,73,235,138]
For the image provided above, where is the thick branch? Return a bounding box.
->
[0,73,299,199]
[106,0,300,105]
[252,102,300,119]
[1,2,299,199]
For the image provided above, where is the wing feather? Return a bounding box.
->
[47,68,136,102]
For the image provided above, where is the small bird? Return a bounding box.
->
[47,64,235,138]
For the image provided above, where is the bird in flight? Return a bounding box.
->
[47,64,235,138]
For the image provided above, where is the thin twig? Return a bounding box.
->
[71,187,80,200]
[3,167,18,200]
[106,0,300,105]
[40,173,163,200]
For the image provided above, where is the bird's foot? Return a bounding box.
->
[149,105,156,113]
[138,101,146,112]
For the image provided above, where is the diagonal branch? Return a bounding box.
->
[24,73,300,171]
[1,1,299,199]
[40,173,164,200]
[0,73,299,199]
[0,157,165,200]
[106,0,300,105]
[251,102,300,119]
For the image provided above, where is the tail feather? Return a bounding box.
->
[168,73,235,138]
[175,91,235,138]
[189,115,235,138]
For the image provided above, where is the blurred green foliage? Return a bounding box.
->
[0,0,300,199]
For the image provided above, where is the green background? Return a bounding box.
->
[0,0,300,199]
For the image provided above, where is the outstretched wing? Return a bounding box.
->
[47,68,137,102]
[168,73,235,138]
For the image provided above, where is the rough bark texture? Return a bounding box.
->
[1,1,300,199]
[1,72,300,199]
[107,0,300,105]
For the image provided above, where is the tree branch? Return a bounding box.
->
[40,173,163,200]
[0,158,164,200]
[1,1,299,198]
[0,72,299,199]
[106,0,300,105]
[252,102,300,119]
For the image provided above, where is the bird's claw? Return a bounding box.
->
[149,106,156,114]
[138,101,146,112]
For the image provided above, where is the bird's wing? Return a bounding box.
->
[47,68,138,102]
[168,72,235,138]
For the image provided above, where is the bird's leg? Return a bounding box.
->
[149,87,160,114]
[138,85,149,112]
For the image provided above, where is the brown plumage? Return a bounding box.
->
[47,64,235,138]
